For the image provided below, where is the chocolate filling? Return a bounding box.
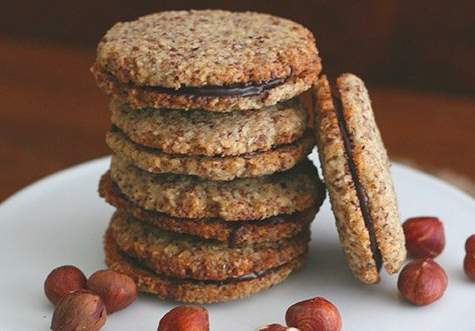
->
[120,248,285,285]
[150,77,286,97]
[333,94,383,271]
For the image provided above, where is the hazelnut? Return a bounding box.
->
[463,254,475,281]
[86,269,137,314]
[465,234,475,254]
[403,217,445,258]
[255,324,300,331]
[397,259,448,306]
[44,265,87,305]
[157,305,209,331]
[51,290,107,331]
[285,297,342,331]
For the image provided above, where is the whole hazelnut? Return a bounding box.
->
[51,290,107,331]
[86,269,137,314]
[44,265,87,305]
[403,217,445,258]
[255,324,300,331]
[157,305,209,331]
[465,234,475,254]
[463,254,475,281]
[397,259,448,306]
[285,297,342,331]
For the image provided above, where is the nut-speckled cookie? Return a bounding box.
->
[109,210,310,281]
[92,10,321,111]
[99,172,324,246]
[106,128,315,181]
[110,98,308,156]
[109,155,322,221]
[314,73,406,284]
[104,229,306,303]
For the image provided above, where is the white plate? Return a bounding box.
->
[1,154,475,331]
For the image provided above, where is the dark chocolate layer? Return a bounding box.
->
[120,248,295,285]
[150,77,286,97]
[333,95,383,271]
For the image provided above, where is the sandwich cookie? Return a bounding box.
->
[110,98,308,156]
[99,172,325,246]
[109,155,322,221]
[92,10,321,112]
[314,73,406,283]
[104,229,306,303]
[108,210,310,281]
[106,128,315,181]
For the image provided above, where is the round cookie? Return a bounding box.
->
[98,172,323,246]
[109,155,322,221]
[92,10,321,111]
[104,229,306,304]
[106,128,315,181]
[109,210,310,281]
[313,73,406,284]
[110,98,308,156]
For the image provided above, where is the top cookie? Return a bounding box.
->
[92,10,321,111]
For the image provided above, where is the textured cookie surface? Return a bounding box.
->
[109,155,322,221]
[107,128,315,180]
[92,10,321,111]
[109,210,310,281]
[99,172,322,246]
[95,10,319,88]
[104,229,306,303]
[110,98,308,156]
[337,73,405,274]
[314,74,405,283]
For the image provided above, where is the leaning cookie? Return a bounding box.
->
[313,73,406,284]
[109,210,310,281]
[109,155,322,221]
[110,98,308,156]
[104,229,306,304]
[106,128,315,181]
[92,10,321,112]
[98,172,324,246]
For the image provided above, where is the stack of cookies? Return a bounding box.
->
[92,10,325,303]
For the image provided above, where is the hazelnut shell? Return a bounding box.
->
[403,217,445,258]
[87,269,137,314]
[463,254,475,281]
[465,235,475,254]
[157,305,209,331]
[397,258,448,306]
[285,297,342,331]
[51,290,107,331]
[44,265,87,305]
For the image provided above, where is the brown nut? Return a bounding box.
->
[51,290,107,331]
[285,297,342,331]
[463,254,475,281]
[44,265,87,305]
[157,305,209,331]
[403,217,445,258]
[397,258,448,306]
[255,324,300,331]
[465,234,475,254]
[86,269,137,314]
